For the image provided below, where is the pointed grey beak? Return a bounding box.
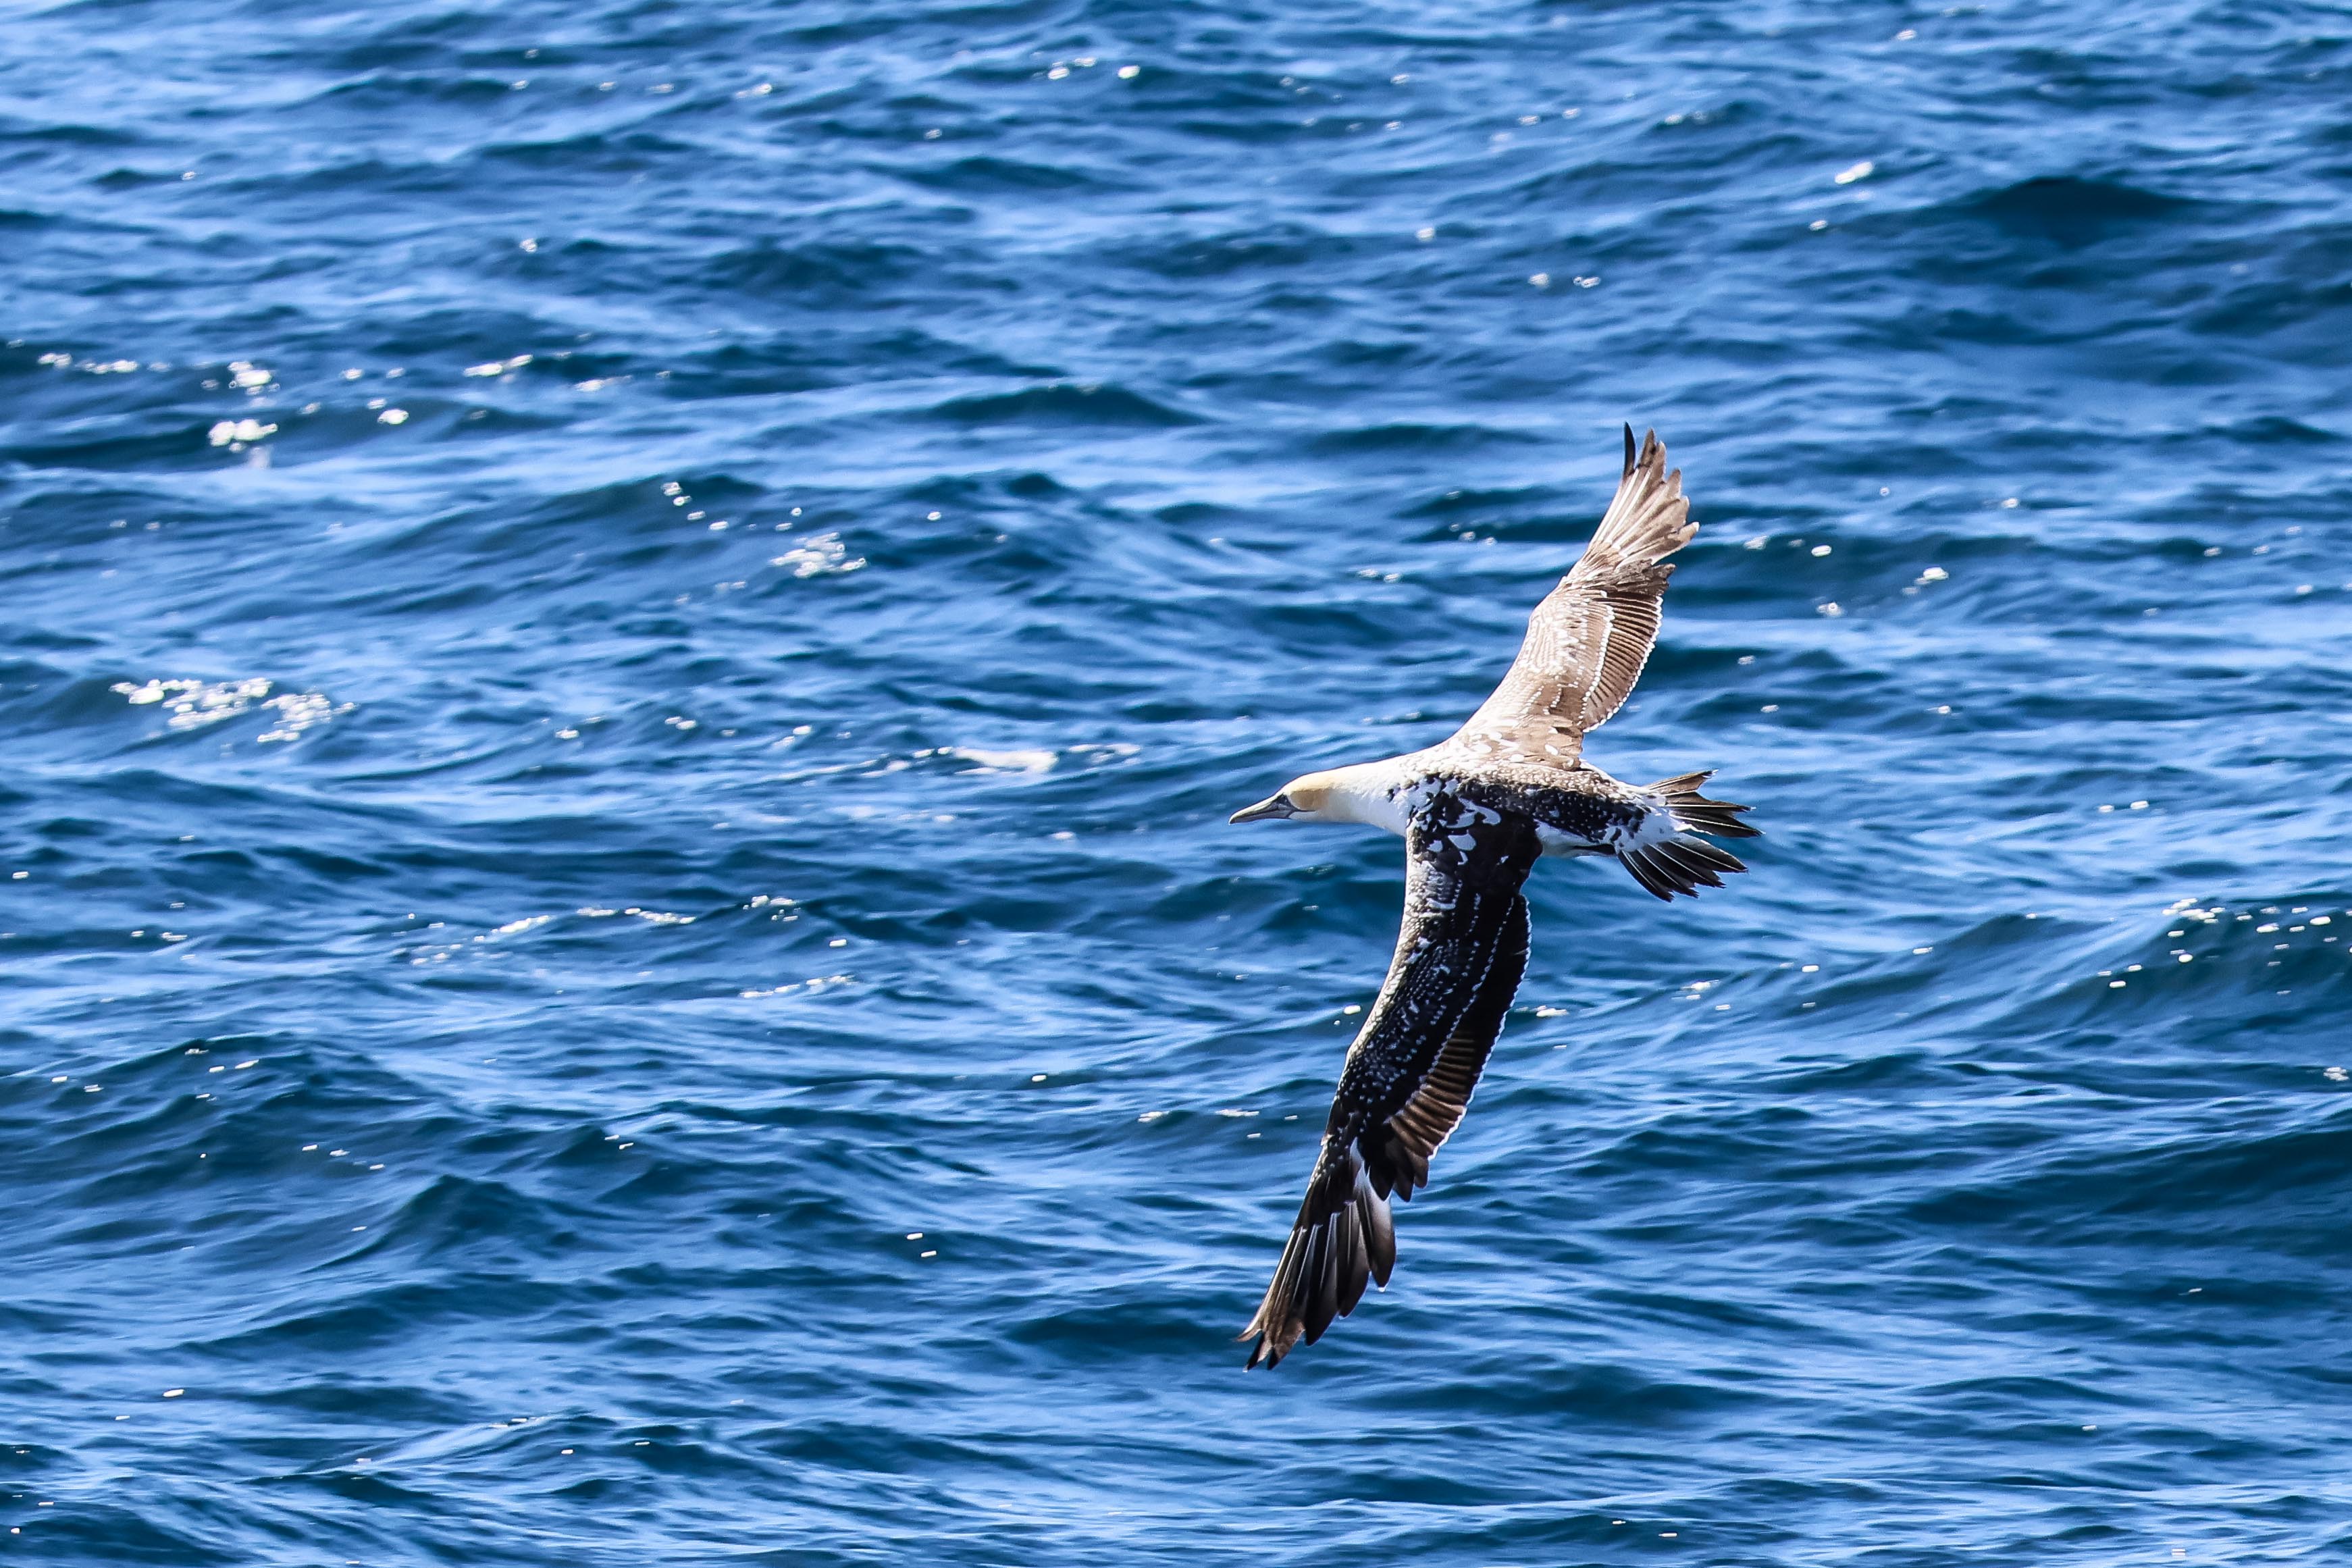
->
[1230,793,1297,825]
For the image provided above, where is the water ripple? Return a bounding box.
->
[3,1,2350,1564]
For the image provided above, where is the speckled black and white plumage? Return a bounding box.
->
[1240,792,1538,1368]
[1237,428,1762,1369]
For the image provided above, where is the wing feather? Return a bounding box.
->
[1372,889,1528,1199]
[1240,796,1538,1369]
[1453,427,1693,764]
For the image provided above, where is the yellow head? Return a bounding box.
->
[1229,769,1342,824]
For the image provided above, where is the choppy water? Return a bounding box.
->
[5,1,2351,1562]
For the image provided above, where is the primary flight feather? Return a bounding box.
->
[1228,427,1758,1369]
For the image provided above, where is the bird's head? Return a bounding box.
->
[1230,770,1340,825]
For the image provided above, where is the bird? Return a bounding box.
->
[1228,426,1758,1369]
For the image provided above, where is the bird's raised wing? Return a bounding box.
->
[1241,792,1539,1369]
[1451,427,1694,766]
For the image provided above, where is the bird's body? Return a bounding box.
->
[1230,427,1758,1369]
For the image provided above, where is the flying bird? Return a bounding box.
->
[1230,427,1757,1369]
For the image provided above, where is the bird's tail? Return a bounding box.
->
[1618,771,1759,901]
[1650,770,1759,839]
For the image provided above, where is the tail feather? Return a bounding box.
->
[1620,843,1683,900]
[1649,769,1761,839]
[1655,841,1725,889]
[1622,841,1723,900]
[1675,837,1748,875]
[1619,770,1760,900]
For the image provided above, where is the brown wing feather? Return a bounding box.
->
[1453,427,1693,764]
[1240,797,1538,1369]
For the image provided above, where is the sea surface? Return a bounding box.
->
[5,1,2351,1563]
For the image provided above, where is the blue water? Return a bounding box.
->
[5,1,2351,1561]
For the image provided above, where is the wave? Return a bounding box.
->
[929,382,1202,427]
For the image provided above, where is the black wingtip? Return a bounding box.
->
[1621,422,1636,479]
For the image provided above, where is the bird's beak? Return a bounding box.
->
[1230,793,1297,825]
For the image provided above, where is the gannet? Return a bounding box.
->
[1229,427,1758,1369]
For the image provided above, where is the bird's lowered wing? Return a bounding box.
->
[1451,427,1694,766]
[1241,793,1540,1369]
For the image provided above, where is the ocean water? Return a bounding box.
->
[5,1,2351,1562]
